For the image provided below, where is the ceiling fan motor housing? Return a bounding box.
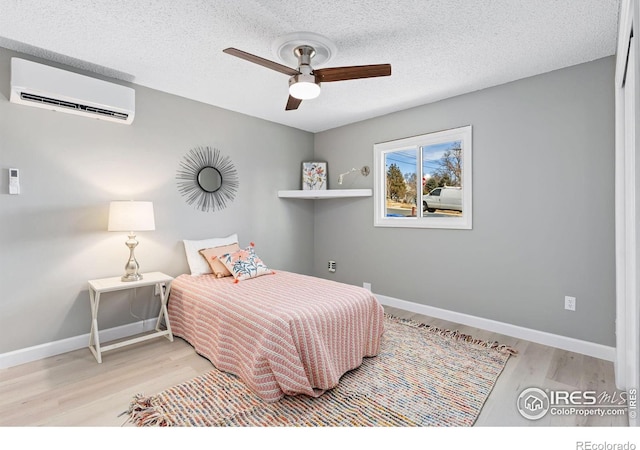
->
[289,72,318,87]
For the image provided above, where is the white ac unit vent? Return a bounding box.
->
[10,58,135,125]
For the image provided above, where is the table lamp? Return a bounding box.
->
[108,201,155,281]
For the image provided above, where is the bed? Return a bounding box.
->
[167,270,385,402]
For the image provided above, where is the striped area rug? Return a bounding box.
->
[126,314,516,426]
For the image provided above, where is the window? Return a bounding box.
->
[374,125,472,229]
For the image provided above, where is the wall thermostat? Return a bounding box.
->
[9,168,20,195]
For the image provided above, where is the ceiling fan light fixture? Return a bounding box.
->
[289,74,320,100]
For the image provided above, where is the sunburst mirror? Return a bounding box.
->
[176,146,239,212]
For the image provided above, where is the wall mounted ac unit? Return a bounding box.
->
[10,58,135,125]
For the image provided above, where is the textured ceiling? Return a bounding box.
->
[0,0,621,133]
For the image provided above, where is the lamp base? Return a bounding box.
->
[121,273,143,282]
[121,232,143,282]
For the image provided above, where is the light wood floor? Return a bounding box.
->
[0,305,628,427]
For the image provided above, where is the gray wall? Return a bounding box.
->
[313,57,616,346]
[0,46,616,354]
[0,47,314,354]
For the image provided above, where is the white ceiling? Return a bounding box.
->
[0,0,621,133]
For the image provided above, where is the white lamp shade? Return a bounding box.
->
[289,81,321,100]
[108,201,155,232]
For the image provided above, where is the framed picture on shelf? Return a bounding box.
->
[301,161,327,190]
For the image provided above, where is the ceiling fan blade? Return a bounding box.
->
[223,48,300,76]
[314,64,392,82]
[286,95,302,111]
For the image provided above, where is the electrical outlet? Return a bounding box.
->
[363,282,372,291]
[328,260,336,273]
[154,283,166,296]
[564,296,576,311]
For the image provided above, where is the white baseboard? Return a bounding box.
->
[377,293,616,362]
[0,319,157,370]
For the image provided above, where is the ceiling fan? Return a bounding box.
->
[223,45,391,111]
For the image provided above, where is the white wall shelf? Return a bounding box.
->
[278,189,372,199]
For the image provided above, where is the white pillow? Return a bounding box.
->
[183,234,238,275]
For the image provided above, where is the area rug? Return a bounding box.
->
[126,314,516,427]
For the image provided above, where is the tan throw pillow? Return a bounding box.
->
[199,243,240,278]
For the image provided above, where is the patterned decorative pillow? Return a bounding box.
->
[220,243,274,282]
[199,243,240,278]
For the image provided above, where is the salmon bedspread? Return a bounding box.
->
[167,271,385,402]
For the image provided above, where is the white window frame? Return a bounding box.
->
[373,125,472,229]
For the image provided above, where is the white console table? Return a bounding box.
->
[87,271,174,363]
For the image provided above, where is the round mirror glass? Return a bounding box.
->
[197,166,222,193]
